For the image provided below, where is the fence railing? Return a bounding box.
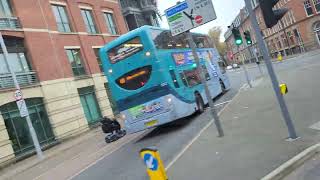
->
[0,71,38,89]
[0,17,21,29]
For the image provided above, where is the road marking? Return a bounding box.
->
[310,121,320,131]
[214,100,231,107]
[165,84,244,170]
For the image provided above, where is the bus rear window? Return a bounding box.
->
[108,37,143,64]
[116,65,152,90]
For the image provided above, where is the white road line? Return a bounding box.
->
[214,100,231,107]
[165,85,244,170]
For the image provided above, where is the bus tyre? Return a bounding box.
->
[196,95,205,114]
[220,80,226,94]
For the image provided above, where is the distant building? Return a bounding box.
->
[119,0,160,30]
[0,0,127,165]
[224,0,320,64]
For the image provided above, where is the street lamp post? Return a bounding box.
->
[0,32,44,160]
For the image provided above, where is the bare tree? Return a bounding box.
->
[208,27,227,56]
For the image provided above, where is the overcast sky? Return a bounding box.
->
[157,0,244,40]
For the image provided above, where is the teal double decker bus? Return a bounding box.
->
[100,26,230,134]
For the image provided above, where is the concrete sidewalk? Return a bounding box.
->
[168,59,320,179]
[0,127,143,180]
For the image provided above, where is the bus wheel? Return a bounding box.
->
[220,79,226,94]
[196,95,205,114]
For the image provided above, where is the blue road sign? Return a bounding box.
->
[143,153,158,171]
[166,1,188,17]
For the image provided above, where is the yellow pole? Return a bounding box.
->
[140,147,168,180]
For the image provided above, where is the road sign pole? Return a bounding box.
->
[237,46,253,88]
[251,46,263,75]
[0,32,44,159]
[244,0,298,140]
[186,32,224,137]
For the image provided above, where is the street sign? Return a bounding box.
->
[165,0,217,36]
[140,147,168,180]
[144,153,158,171]
[14,89,23,101]
[16,99,28,117]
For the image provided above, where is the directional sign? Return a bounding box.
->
[140,148,168,180]
[16,99,28,117]
[14,89,23,101]
[165,0,217,36]
[144,153,158,171]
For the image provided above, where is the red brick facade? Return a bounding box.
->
[225,0,320,64]
[2,0,127,81]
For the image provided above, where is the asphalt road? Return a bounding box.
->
[72,51,320,180]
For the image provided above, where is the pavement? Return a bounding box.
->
[0,127,144,180]
[1,50,320,180]
[167,54,320,179]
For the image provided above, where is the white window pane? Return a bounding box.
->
[8,53,23,73]
[0,54,9,74]
[19,53,30,72]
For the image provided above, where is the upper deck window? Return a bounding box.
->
[150,29,212,49]
[108,37,143,64]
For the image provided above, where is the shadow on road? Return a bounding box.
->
[134,113,198,143]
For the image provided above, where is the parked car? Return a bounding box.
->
[226,65,233,70]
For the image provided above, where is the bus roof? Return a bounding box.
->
[101,25,209,51]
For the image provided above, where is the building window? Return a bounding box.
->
[78,86,102,125]
[313,0,320,12]
[93,48,103,72]
[1,98,55,155]
[304,0,314,16]
[81,9,98,34]
[0,53,30,74]
[0,0,12,17]
[65,49,86,76]
[103,12,118,35]
[51,5,72,32]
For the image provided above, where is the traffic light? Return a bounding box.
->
[244,31,252,45]
[260,0,288,28]
[232,28,243,46]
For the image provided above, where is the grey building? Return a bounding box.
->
[119,0,160,30]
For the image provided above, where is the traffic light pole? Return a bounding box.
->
[186,32,224,137]
[0,33,44,159]
[244,0,298,140]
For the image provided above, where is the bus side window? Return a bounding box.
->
[169,70,180,88]
[179,72,188,87]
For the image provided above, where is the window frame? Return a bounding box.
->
[65,49,86,76]
[81,9,98,34]
[93,48,103,73]
[313,0,320,13]
[304,0,314,16]
[103,12,118,35]
[51,4,72,32]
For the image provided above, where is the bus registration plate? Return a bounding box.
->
[145,120,158,127]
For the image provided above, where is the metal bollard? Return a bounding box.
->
[140,147,168,180]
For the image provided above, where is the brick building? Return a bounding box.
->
[0,0,127,164]
[224,0,320,64]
